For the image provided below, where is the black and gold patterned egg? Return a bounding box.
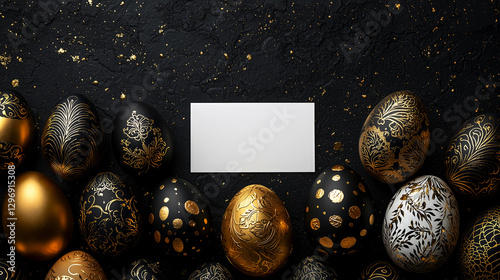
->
[292,255,338,280]
[79,172,142,257]
[0,258,26,279]
[0,89,34,170]
[42,94,104,181]
[359,91,430,184]
[304,165,375,256]
[444,113,500,200]
[359,260,403,280]
[149,177,212,257]
[188,262,234,280]
[112,101,174,177]
[458,206,500,279]
[122,259,165,280]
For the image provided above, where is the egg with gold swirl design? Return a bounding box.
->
[305,165,375,256]
[292,255,338,280]
[221,184,293,277]
[42,94,104,181]
[149,177,212,257]
[79,172,142,257]
[359,90,430,184]
[123,259,165,280]
[0,258,26,279]
[45,250,107,280]
[444,113,500,200]
[112,101,174,177]
[0,89,34,170]
[188,262,234,280]
[359,260,403,280]
[382,175,460,273]
[458,206,500,279]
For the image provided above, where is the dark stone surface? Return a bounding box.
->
[0,0,499,279]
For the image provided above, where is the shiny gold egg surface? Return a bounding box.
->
[45,250,107,280]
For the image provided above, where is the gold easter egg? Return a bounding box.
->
[45,250,107,280]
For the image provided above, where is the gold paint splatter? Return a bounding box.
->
[11,79,19,87]
[160,53,164,58]
[185,200,200,215]
[224,53,229,59]
[57,48,67,54]
[120,93,126,100]
[340,237,356,249]
[316,188,325,199]
[316,179,322,184]
[130,54,137,60]
[0,54,12,67]
[349,206,361,219]
[154,231,161,243]
[164,197,169,203]
[246,54,252,60]
[310,218,320,230]
[358,183,366,193]
[173,238,184,253]
[92,80,99,85]
[334,142,342,150]
[369,214,375,225]
[159,206,169,221]
[172,178,177,183]
[71,55,80,62]
[204,218,208,225]
[353,190,358,195]
[332,175,341,181]
[173,218,183,229]
[189,220,196,227]
[328,189,344,203]
[319,237,334,248]
[329,215,342,228]
[305,207,309,213]
[360,229,367,236]
[149,213,154,224]
[165,237,170,243]
[331,165,344,171]
[159,185,165,190]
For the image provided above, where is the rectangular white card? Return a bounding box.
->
[190,103,315,173]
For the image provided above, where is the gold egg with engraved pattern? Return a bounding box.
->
[45,250,107,280]
[0,89,34,170]
[221,184,293,277]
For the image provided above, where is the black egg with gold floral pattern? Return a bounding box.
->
[360,260,403,280]
[112,101,174,177]
[304,165,375,256]
[0,258,26,280]
[123,259,165,280]
[293,255,337,280]
[149,177,212,257]
[188,262,233,280]
[79,172,142,257]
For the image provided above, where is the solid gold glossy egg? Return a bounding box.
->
[45,250,107,280]
[221,184,293,277]
[1,171,74,261]
[0,89,34,170]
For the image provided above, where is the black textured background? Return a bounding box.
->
[0,0,499,279]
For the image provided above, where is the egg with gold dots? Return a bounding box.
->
[149,177,212,257]
[304,165,375,256]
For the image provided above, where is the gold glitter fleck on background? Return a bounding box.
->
[0,54,12,67]
[11,79,19,87]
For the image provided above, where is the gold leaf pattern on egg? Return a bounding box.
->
[121,111,169,175]
[127,259,164,280]
[0,92,30,119]
[188,262,234,280]
[42,95,102,181]
[45,250,106,280]
[444,114,500,199]
[293,256,338,280]
[329,215,343,228]
[185,200,200,215]
[328,189,344,203]
[331,165,344,171]
[0,141,24,169]
[360,260,402,280]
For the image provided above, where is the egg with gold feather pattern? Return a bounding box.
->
[188,262,234,280]
[221,184,293,277]
[359,260,403,280]
[304,165,375,256]
[112,101,174,177]
[293,255,338,280]
[458,206,500,279]
[359,90,430,184]
[444,113,500,200]
[42,94,104,181]
[79,172,142,257]
[0,258,26,280]
[45,250,107,280]
[0,89,34,170]
[149,177,212,257]
[123,259,165,280]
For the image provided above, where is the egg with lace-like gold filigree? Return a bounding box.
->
[292,255,338,280]
[304,165,375,257]
[42,94,104,181]
[359,90,430,184]
[112,101,174,177]
[0,89,34,170]
[123,259,165,280]
[359,260,403,280]
[188,262,233,280]
[0,258,26,280]
[221,184,293,277]
[45,250,106,280]
[149,177,212,257]
[444,113,500,200]
[79,172,142,257]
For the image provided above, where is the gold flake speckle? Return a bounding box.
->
[349,206,361,219]
[11,79,19,88]
[185,200,200,215]
[159,206,169,221]
[57,48,67,54]
[310,218,320,230]
[130,54,137,60]
[120,93,126,100]
[329,215,342,228]
[173,238,184,253]
[173,218,183,229]
[316,188,325,199]
[340,237,356,249]
[246,54,252,60]
[92,80,99,85]
[319,237,334,248]
[332,175,341,181]
[0,54,12,67]
[328,189,344,203]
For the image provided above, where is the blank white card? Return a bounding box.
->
[190,103,315,173]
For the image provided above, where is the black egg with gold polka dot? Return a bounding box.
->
[304,165,375,256]
[148,177,212,257]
